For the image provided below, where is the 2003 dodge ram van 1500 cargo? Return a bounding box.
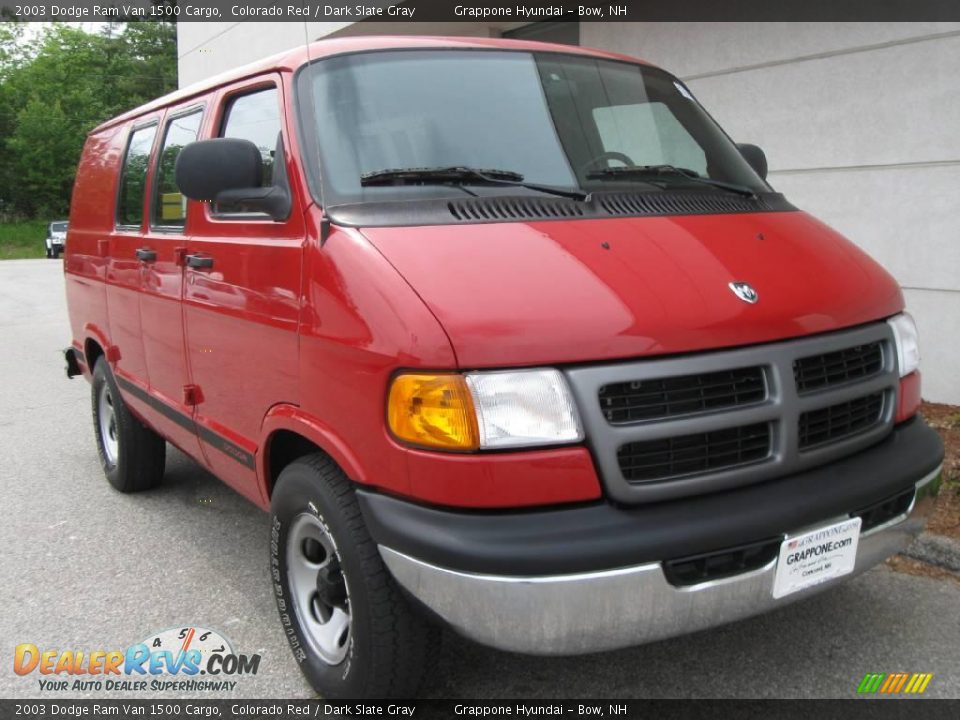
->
[64,36,944,698]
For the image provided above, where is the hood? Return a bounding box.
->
[360,210,903,368]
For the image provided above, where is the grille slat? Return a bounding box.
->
[599,367,765,424]
[794,342,883,394]
[618,423,771,483]
[799,393,885,449]
[663,537,782,586]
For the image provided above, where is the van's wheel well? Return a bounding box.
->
[84,339,104,372]
[267,430,325,497]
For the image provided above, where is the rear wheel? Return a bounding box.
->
[271,454,439,698]
[91,357,165,492]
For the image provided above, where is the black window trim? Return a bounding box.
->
[149,103,206,234]
[114,118,161,232]
[209,80,283,223]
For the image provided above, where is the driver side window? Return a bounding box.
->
[216,86,282,215]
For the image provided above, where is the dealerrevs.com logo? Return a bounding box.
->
[14,626,261,693]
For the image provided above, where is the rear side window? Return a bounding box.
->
[117,123,158,228]
[152,110,203,228]
[217,87,281,214]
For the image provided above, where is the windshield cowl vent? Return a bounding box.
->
[448,197,586,222]
[326,192,793,228]
[445,192,775,223]
[596,191,773,217]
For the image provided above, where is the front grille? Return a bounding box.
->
[618,423,771,483]
[662,537,782,587]
[794,341,883,394]
[799,393,884,449]
[854,488,915,532]
[599,367,765,424]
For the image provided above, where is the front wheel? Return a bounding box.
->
[271,455,439,699]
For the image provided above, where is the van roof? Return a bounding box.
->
[91,35,652,134]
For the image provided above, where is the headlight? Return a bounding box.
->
[888,312,920,377]
[387,369,583,451]
[465,369,583,449]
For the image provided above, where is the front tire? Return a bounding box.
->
[271,455,439,699]
[91,358,165,492]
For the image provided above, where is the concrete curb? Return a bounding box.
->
[905,533,960,573]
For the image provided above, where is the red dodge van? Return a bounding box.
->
[64,36,944,698]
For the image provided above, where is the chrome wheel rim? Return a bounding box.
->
[98,382,119,466]
[287,513,352,665]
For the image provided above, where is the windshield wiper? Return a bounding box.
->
[360,166,589,202]
[587,165,757,198]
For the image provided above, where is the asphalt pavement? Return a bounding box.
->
[1,258,957,699]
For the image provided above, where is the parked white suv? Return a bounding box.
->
[46,221,67,259]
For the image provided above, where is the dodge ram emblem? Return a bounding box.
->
[729,282,759,304]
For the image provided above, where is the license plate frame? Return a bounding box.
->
[772,517,862,599]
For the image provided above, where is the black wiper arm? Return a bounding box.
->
[587,165,757,197]
[362,166,523,184]
[360,166,589,201]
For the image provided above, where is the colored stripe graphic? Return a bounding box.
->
[857,672,932,694]
[880,674,896,693]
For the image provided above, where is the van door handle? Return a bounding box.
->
[186,254,214,269]
[135,248,157,263]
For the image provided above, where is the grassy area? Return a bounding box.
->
[0,220,51,259]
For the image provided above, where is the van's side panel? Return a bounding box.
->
[65,127,124,372]
[181,74,304,505]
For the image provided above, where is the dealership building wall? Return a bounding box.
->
[178,21,960,404]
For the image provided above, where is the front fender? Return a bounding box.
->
[259,404,369,504]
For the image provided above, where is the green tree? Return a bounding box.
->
[0,21,176,219]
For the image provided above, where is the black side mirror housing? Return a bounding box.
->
[737,143,768,181]
[176,138,262,200]
[175,137,291,221]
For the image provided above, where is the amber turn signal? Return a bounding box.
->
[387,374,480,451]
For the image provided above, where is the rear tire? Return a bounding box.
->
[271,454,439,699]
[91,358,165,492]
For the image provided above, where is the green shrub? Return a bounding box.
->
[0,220,50,259]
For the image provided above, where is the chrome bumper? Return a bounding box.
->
[380,466,941,655]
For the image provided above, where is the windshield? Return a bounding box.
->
[50,222,67,232]
[296,50,770,206]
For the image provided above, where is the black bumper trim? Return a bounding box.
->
[357,417,943,576]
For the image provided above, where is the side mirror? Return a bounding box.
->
[175,138,291,221]
[737,143,768,181]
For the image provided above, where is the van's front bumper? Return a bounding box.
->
[358,418,943,655]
